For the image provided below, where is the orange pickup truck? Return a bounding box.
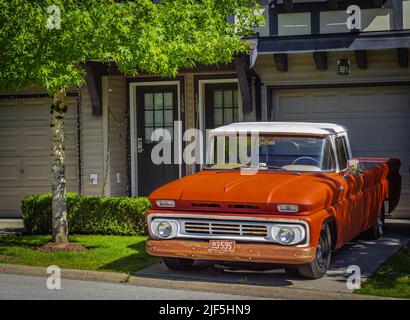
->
[146,122,401,279]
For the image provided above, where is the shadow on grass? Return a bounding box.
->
[0,235,50,250]
[100,241,159,274]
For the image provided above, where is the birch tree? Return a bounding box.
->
[0,0,261,245]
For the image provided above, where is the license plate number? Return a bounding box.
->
[208,240,236,254]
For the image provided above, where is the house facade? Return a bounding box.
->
[1,0,409,218]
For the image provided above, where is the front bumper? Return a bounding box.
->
[146,239,316,265]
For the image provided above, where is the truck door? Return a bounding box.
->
[336,136,365,241]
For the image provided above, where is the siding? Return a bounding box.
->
[254,49,410,86]
[80,85,105,196]
[102,76,128,197]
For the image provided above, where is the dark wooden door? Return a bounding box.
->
[205,83,239,129]
[136,85,180,196]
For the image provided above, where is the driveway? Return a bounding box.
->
[0,219,25,236]
[135,219,410,295]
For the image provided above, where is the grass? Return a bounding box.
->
[0,234,159,275]
[355,245,410,299]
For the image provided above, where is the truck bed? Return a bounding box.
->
[356,157,401,213]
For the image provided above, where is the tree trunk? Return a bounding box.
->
[51,89,69,244]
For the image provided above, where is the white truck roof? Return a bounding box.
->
[209,122,347,136]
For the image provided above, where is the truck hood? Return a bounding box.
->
[149,170,342,214]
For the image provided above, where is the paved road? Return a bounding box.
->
[136,219,410,294]
[0,273,267,300]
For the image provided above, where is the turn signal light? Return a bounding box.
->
[277,204,299,213]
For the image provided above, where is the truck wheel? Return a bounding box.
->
[297,223,332,279]
[163,257,195,271]
[363,204,385,240]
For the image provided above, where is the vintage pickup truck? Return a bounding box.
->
[146,122,401,279]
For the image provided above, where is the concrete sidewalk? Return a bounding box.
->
[135,219,410,295]
[0,219,25,236]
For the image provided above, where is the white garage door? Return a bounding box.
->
[0,97,79,217]
[275,86,410,213]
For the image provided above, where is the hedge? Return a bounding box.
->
[21,193,151,236]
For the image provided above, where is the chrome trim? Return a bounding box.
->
[147,213,310,247]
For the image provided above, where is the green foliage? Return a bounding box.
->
[0,0,262,94]
[21,193,151,236]
[355,246,410,299]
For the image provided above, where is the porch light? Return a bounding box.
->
[337,59,351,75]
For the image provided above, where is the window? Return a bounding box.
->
[206,135,336,172]
[143,92,174,143]
[335,137,349,170]
[278,12,311,36]
[213,89,239,126]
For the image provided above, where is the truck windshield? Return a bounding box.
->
[205,135,336,172]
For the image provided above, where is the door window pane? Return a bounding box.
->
[233,110,239,122]
[224,108,233,123]
[154,110,163,126]
[214,91,223,109]
[144,127,154,143]
[144,110,153,126]
[164,110,173,126]
[214,109,223,126]
[164,93,173,109]
[154,93,163,109]
[144,94,153,110]
[224,91,233,108]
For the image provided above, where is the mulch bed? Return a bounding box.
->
[37,242,88,253]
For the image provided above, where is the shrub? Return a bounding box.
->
[21,193,151,236]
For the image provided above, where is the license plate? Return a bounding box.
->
[208,240,236,254]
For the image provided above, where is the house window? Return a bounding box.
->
[213,90,239,126]
[205,83,239,129]
[278,12,311,36]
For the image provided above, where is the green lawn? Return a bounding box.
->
[0,235,158,275]
[355,246,410,299]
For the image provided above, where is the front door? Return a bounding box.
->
[136,85,180,196]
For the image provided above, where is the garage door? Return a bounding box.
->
[0,97,79,217]
[274,86,410,213]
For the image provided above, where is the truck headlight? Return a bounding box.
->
[272,224,306,245]
[278,227,295,244]
[157,221,172,238]
[150,219,179,239]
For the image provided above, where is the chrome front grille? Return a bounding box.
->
[184,221,268,238]
[149,215,309,244]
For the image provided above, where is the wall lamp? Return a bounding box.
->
[337,59,351,75]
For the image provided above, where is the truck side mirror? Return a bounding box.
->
[342,159,362,179]
[347,159,360,172]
